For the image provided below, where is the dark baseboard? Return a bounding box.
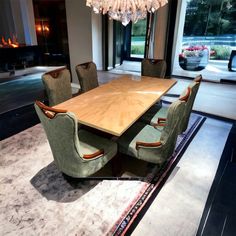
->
[220,78,236,84]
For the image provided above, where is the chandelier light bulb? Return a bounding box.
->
[86,0,168,26]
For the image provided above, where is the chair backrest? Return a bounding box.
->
[160,99,187,156]
[180,74,202,132]
[136,96,188,164]
[75,61,99,93]
[42,68,72,106]
[34,101,83,169]
[35,101,115,177]
[141,59,167,78]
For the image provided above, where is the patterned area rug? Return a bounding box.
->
[110,113,206,235]
[0,113,205,235]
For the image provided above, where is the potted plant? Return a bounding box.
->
[179,45,209,71]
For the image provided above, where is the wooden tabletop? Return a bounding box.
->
[54,75,177,136]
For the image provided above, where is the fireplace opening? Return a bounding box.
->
[0,45,42,73]
[0,35,20,48]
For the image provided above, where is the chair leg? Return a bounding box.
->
[111,153,123,177]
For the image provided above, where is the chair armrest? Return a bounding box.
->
[35,100,67,119]
[83,149,104,159]
[136,141,162,150]
[179,87,191,102]
[153,117,167,128]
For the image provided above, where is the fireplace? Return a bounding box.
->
[0,45,42,72]
[0,0,70,75]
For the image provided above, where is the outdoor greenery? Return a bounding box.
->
[131,45,145,55]
[131,19,146,56]
[131,19,147,36]
[181,0,235,63]
[184,0,236,36]
[210,45,231,59]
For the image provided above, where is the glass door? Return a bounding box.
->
[172,0,236,82]
[130,19,147,59]
[122,19,148,61]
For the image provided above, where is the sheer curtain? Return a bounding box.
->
[150,0,178,76]
[144,3,169,59]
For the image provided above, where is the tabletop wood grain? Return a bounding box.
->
[54,75,177,136]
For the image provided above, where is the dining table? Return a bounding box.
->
[54,74,177,136]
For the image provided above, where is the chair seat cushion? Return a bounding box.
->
[140,103,168,126]
[118,122,162,159]
[79,129,117,160]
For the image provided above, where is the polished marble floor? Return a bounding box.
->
[132,118,234,236]
[0,65,236,235]
[113,60,236,83]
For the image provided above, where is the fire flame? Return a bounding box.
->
[0,35,19,48]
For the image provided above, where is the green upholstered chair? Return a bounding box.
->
[140,75,202,134]
[75,61,99,93]
[34,101,117,178]
[42,68,72,106]
[117,98,187,164]
[141,59,167,78]
[181,74,202,132]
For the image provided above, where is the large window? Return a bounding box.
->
[120,19,148,61]
[172,0,236,81]
[130,19,147,59]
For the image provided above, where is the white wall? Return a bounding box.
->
[19,0,37,45]
[10,0,24,43]
[0,0,37,45]
[91,12,103,70]
[0,0,15,39]
[66,0,93,83]
[10,0,37,45]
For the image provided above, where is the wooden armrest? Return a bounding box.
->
[136,141,162,150]
[35,100,67,119]
[179,87,191,102]
[194,75,202,83]
[153,117,166,128]
[83,149,104,159]
[157,117,166,125]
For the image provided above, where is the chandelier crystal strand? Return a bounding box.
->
[86,0,168,26]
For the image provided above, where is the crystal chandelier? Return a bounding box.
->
[86,0,168,26]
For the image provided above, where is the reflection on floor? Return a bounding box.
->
[173,60,236,83]
[111,60,142,75]
[162,79,236,121]
[113,60,236,83]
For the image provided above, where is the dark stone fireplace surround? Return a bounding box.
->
[0,45,69,75]
[0,45,42,72]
